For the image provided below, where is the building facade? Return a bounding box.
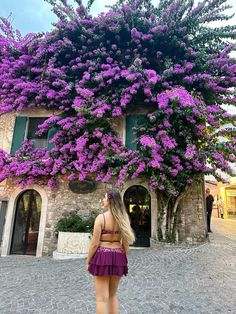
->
[0,109,208,257]
[206,178,236,219]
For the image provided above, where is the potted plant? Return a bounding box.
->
[53,210,97,259]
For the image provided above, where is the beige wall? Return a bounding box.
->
[0,113,15,153]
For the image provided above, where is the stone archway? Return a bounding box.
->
[1,185,48,257]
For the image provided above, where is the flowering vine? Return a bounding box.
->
[0,0,236,241]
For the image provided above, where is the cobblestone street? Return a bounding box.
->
[0,217,236,314]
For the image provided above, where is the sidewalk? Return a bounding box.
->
[0,218,236,314]
[211,216,236,241]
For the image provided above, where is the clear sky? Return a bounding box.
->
[0,0,236,35]
[0,0,117,35]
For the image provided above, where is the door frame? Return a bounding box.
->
[121,179,158,241]
[124,185,151,247]
[10,190,41,255]
[0,201,8,245]
[1,185,48,257]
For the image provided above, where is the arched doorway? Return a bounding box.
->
[124,185,151,247]
[10,190,42,255]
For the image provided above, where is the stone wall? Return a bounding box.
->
[0,112,16,199]
[178,181,207,244]
[0,113,15,153]
[0,176,112,256]
[150,181,208,249]
[42,177,111,255]
[0,176,207,255]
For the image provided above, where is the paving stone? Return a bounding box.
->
[0,218,236,313]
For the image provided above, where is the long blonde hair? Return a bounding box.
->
[107,189,135,245]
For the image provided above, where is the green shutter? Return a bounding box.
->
[10,117,27,154]
[47,127,58,151]
[47,113,68,150]
[126,115,146,150]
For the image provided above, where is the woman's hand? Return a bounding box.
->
[86,261,89,272]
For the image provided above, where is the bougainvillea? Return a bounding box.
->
[0,0,236,241]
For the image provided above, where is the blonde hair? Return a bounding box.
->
[107,189,135,245]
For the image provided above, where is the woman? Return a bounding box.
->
[86,189,135,314]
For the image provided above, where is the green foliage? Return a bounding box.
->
[87,0,96,11]
[54,210,97,236]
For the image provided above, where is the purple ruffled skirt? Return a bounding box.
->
[88,247,128,277]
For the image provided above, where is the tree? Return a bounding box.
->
[0,0,235,241]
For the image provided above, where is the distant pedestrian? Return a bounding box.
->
[206,188,214,232]
[86,190,135,314]
[218,197,224,219]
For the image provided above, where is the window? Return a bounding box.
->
[26,117,48,149]
[125,115,146,150]
[10,116,54,154]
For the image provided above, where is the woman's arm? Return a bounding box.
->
[122,241,129,256]
[86,214,102,266]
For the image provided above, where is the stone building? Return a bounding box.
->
[0,109,208,257]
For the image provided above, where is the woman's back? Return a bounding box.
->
[100,211,123,248]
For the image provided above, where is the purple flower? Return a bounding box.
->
[140,135,156,147]
[131,28,142,39]
[184,145,196,160]
[106,57,113,64]
[0,0,234,196]
[163,120,171,128]
[169,168,178,176]
[46,90,56,99]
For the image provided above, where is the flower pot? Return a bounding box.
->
[57,231,91,254]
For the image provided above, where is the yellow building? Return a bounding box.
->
[205,178,236,219]
[219,178,236,218]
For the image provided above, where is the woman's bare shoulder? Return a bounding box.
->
[94,213,104,226]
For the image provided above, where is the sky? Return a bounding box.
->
[0,0,236,35]
[0,0,117,35]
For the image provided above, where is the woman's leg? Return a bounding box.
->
[108,276,121,314]
[94,276,110,314]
